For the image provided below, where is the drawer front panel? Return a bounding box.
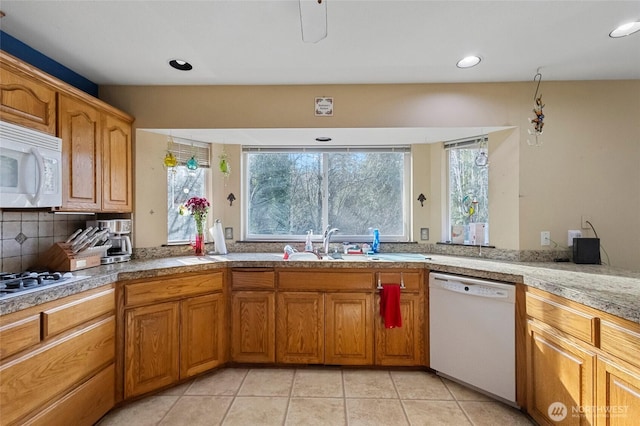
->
[0,316,115,425]
[600,319,640,368]
[23,363,115,426]
[0,314,40,360]
[279,271,374,291]
[231,269,275,290]
[42,288,115,338]
[526,292,596,344]
[377,271,422,291]
[125,272,224,306]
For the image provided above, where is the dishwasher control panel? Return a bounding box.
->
[430,273,515,302]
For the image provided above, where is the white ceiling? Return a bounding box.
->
[1,0,638,145]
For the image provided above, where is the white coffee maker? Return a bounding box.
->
[91,219,132,264]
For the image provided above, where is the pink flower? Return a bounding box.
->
[180,196,210,234]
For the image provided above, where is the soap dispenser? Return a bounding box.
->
[372,228,380,253]
[305,230,314,252]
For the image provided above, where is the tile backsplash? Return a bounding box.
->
[0,211,89,272]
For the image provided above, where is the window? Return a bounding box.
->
[167,140,210,243]
[446,137,489,244]
[245,147,409,241]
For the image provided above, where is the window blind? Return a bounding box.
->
[443,135,488,150]
[243,146,410,153]
[169,138,211,168]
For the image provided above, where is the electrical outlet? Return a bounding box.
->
[568,230,582,246]
[541,231,550,246]
[420,228,429,240]
[581,215,592,229]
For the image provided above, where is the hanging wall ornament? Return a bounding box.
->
[163,135,178,169]
[219,151,231,179]
[186,155,199,170]
[527,69,545,146]
[186,142,199,170]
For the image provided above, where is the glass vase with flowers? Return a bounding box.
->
[179,196,210,255]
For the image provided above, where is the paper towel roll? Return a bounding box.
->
[209,220,228,254]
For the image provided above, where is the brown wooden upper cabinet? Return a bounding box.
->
[0,64,57,135]
[57,100,133,212]
[58,94,102,211]
[1,51,134,213]
[101,113,132,212]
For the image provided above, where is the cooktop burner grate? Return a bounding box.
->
[0,271,78,298]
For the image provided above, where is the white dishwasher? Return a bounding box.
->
[429,272,516,405]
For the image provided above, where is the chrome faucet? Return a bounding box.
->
[323,225,339,255]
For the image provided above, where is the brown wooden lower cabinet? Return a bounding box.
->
[526,319,596,425]
[231,291,276,363]
[325,292,373,365]
[0,316,115,426]
[125,302,180,398]
[276,292,324,364]
[375,291,424,366]
[124,293,226,398]
[181,293,226,377]
[23,364,115,426]
[596,355,640,425]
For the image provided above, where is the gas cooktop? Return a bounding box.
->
[0,271,87,299]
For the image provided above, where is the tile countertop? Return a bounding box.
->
[1,253,639,325]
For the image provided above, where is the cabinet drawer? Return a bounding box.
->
[526,291,596,344]
[600,318,640,368]
[125,272,224,306]
[279,271,374,291]
[377,271,422,291]
[0,316,115,425]
[0,314,40,360]
[42,288,115,339]
[23,363,115,426]
[232,269,275,290]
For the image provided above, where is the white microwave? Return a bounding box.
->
[0,121,62,208]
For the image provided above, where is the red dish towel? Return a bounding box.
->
[380,284,402,328]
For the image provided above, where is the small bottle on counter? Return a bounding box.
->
[372,228,380,253]
[305,230,313,252]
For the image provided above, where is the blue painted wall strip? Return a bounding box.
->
[0,30,99,97]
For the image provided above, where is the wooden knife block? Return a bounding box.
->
[42,242,104,272]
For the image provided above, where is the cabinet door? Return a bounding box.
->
[125,302,179,398]
[102,113,132,212]
[276,292,324,364]
[527,320,596,426]
[58,94,101,211]
[375,292,424,366]
[0,66,56,134]
[596,356,640,426]
[231,291,275,363]
[181,293,226,378]
[325,292,373,365]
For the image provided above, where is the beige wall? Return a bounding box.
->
[102,81,640,270]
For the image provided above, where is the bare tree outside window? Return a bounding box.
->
[448,146,489,243]
[246,150,407,240]
[167,166,207,242]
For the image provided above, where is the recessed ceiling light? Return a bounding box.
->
[609,21,640,38]
[315,137,332,142]
[456,56,481,69]
[169,59,193,71]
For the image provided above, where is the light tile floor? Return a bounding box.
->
[97,368,535,426]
